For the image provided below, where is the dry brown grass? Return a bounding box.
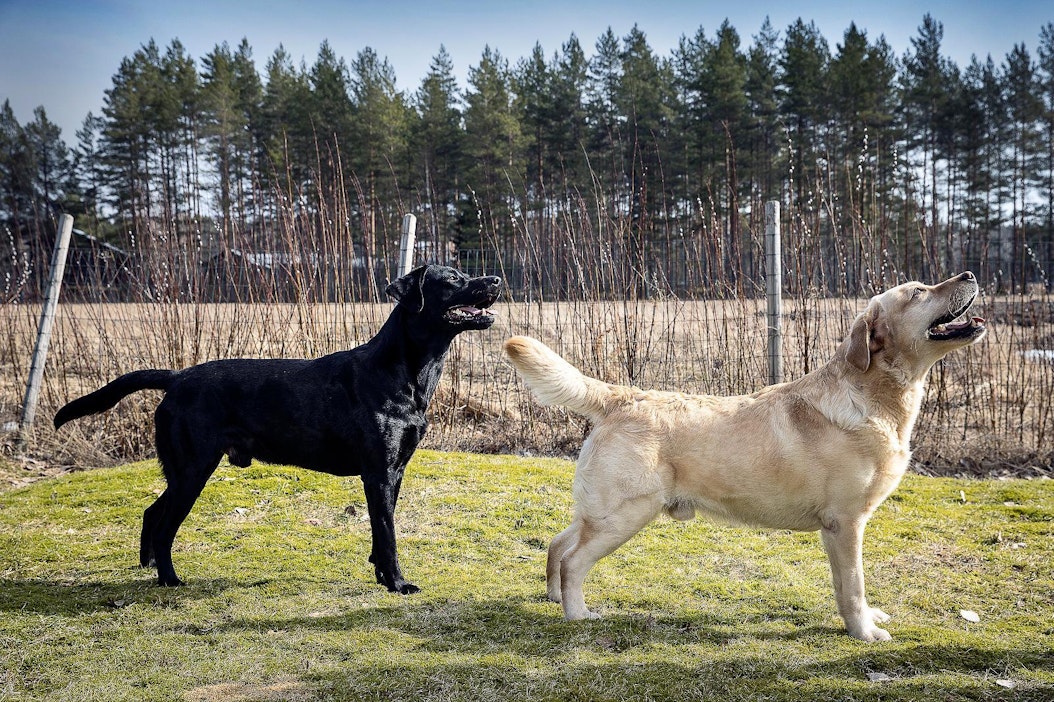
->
[2,293,1051,476]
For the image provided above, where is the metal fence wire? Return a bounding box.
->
[1,210,1051,477]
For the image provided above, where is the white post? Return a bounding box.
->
[398,213,417,277]
[765,201,782,385]
[20,214,75,434]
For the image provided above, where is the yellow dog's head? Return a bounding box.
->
[845,272,985,380]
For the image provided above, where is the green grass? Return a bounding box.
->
[0,450,1051,701]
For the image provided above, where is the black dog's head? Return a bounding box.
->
[386,265,502,331]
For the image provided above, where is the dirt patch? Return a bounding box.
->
[0,445,77,492]
[184,679,314,702]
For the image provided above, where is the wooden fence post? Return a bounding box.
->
[399,214,417,277]
[19,214,74,437]
[765,201,782,385]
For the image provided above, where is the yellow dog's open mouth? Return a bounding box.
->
[928,295,985,340]
[928,316,985,340]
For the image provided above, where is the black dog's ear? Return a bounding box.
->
[386,266,428,312]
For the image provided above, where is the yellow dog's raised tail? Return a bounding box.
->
[503,335,624,422]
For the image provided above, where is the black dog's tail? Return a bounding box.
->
[54,369,176,429]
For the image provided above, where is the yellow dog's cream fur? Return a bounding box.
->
[505,272,985,641]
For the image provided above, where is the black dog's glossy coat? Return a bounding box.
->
[54,265,502,593]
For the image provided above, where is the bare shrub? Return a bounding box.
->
[2,187,1051,477]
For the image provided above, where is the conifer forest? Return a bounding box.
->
[2,15,1053,300]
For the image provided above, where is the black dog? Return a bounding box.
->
[54,265,502,593]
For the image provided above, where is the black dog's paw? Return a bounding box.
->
[157,576,184,587]
[395,581,420,595]
[376,567,420,594]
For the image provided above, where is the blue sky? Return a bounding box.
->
[1,0,1052,140]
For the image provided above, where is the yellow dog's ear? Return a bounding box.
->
[846,303,884,372]
[846,315,871,371]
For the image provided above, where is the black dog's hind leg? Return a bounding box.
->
[363,474,418,594]
[150,459,221,586]
[140,491,169,567]
[149,408,223,586]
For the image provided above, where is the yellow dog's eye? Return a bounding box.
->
[911,287,925,299]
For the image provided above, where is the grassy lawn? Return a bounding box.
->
[0,450,1051,701]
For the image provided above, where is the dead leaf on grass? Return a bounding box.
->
[959,609,981,623]
[867,672,893,682]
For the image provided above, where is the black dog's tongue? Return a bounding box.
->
[454,306,493,316]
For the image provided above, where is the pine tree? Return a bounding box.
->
[701,22,749,250]
[743,18,782,204]
[200,42,241,244]
[462,45,521,249]
[616,25,676,234]
[1004,42,1043,291]
[672,26,707,194]
[949,59,982,271]
[260,45,313,205]
[230,39,264,231]
[511,36,590,291]
[778,18,831,302]
[779,18,830,210]
[548,34,589,193]
[100,49,152,235]
[308,40,354,179]
[1038,23,1054,279]
[412,46,464,252]
[160,39,201,230]
[981,56,1012,284]
[514,42,551,199]
[585,28,623,201]
[828,23,899,284]
[23,106,71,222]
[0,100,36,261]
[673,21,752,286]
[901,14,956,275]
[73,112,105,233]
[348,46,410,266]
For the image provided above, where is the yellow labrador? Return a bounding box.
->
[504,272,985,641]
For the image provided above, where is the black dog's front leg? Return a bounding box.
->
[362,478,419,594]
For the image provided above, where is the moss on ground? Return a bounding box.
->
[0,450,1051,701]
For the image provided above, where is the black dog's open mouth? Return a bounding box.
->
[444,296,498,325]
[928,294,985,341]
[443,274,502,326]
[445,305,495,322]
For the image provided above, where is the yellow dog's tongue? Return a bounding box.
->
[931,316,984,335]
